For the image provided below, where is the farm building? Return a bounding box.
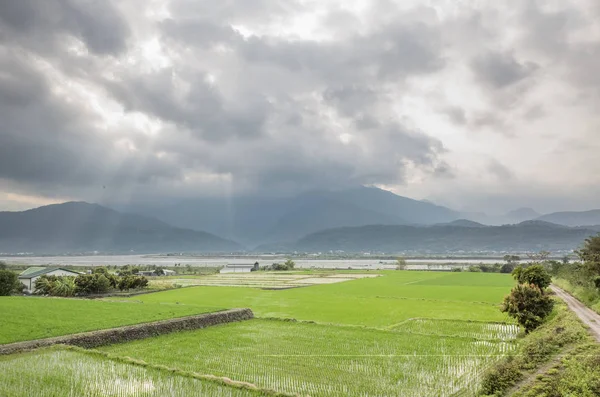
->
[220,262,260,273]
[18,267,81,292]
[137,269,175,277]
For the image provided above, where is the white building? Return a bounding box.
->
[219,263,260,273]
[18,267,81,292]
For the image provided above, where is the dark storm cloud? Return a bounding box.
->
[0,0,130,55]
[102,69,270,142]
[2,0,600,212]
[0,52,180,191]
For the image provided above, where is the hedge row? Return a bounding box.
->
[0,308,253,355]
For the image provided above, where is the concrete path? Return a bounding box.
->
[550,285,600,342]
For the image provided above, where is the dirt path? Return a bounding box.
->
[550,285,600,342]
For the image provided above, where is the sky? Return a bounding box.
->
[1,0,599,215]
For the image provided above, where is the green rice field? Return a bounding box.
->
[1,270,519,396]
[128,271,514,326]
[0,297,223,344]
[0,348,259,397]
[100,319,517,396]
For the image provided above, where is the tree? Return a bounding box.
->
[526,251,551,262]
[0,269,23,296]
[155,268,165,276]
[503,255,521,265]
[92,267,118,288]
[74,273,111,294]
[284,259,295,270]
[118,275,148,291]
[500,263,515,274]
[511,264,552,290]
[0,261,7,270]
[396,257,407,270]
[502,283,554,333]
[576,234,600,276]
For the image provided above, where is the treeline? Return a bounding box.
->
[34,267,148,297]
[549,234,600,311]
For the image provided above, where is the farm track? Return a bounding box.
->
[550,285,600,342]
[505,346,575,396]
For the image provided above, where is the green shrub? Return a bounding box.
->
[75,274,111,294]
[118,275,149,291]
[479,356,522,396]
[502,283,554,333]
[0,269,23,296]
[512,265,552,289]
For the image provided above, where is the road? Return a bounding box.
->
[550,285,600,342]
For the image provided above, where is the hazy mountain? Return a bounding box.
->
[0,202,242,254]
[437,219,487,228]
[535,210,600,227]
[268,221,595,253]
[505,207,540,223]
[262,197,407,243]
[133,186,460,246]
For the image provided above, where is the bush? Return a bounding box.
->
[500,263,515,274]
[0,269,23,296]
[451,267,462,272]
[118,275,149,291]
[34,275,77,296]
[512,264,552,290]
[75,274,111,295]
[479,356,522,396]
[502,284,554,333]
[270,261,296,271]
[468,266,482,272]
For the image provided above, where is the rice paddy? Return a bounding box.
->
[1,270,519,396]
[0,348,259,397]
[100,319,518,397]
[0,297,222,344]
[151,272,379,290]
[131,271,514,326]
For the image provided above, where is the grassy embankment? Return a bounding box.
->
[552,278,600,314]
[478,301,599,396]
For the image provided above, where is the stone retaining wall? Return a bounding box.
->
[0,308,253,355]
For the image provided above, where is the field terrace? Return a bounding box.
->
[1,271,519,396]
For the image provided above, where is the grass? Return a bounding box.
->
[129,271,514,327]
[101,318,517,397]
[391,318,520,341]
[0,348,260,397]
[478,301,591,396]
[552,278,600,314]
[0,297,224,344]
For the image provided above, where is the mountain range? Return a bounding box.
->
[0,202,241,254]
[272,221,600,254]
[126,187,460,246]
[1,186,599,254]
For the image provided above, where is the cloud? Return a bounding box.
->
[471,51,538,89]
[0,0,600,214]
[0,0,130,55]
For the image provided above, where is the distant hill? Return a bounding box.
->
[536,210,600,227]
[436,219,487,228]
[505,207,540,223]
[131,186,461,246]
[271,221,597,253]
[0,202,242,254]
